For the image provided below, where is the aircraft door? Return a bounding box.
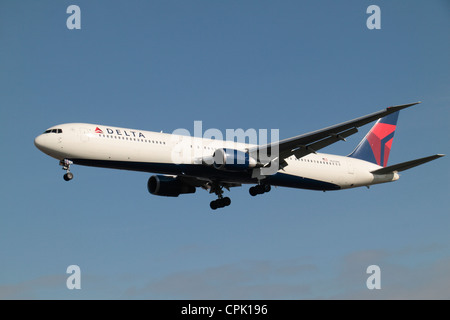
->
[346,159,355,186]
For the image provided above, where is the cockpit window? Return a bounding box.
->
[43,129,63,134]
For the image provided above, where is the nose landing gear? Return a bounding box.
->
[60,159,74,181]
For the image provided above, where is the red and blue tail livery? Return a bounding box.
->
[348,111,399,167]
[34,101,444,209]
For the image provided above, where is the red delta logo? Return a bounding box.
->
[367,123,396,167]
[95,127,103,134]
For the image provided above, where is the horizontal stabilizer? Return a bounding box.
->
[371,154,444,175]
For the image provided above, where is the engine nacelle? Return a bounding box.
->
[147,175,196,197]
[212,148,257,171]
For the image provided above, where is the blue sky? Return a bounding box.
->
[0,0,449,299]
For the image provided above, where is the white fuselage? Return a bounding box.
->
[34,123,399,191]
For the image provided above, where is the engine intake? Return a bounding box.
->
[147,175,196,197]
[212,148,257,171]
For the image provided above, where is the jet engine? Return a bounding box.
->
[147,175,196,197]
[212,148,257,171]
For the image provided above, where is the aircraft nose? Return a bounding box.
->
[34,131,63,159]
[34,134,45,151]
[34,134,53,154]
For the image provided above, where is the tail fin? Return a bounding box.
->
[348,111,399,167]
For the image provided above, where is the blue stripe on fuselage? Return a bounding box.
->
[71,159,340,191]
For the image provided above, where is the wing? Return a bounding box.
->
[249,102,421,170]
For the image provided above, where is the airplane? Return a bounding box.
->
[34,102,444,210]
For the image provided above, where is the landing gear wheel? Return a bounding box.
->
[210,197,231,210]
[63,172,73,181]
[256,185,265,194]
[250,184,271,196]
[209,182,232,210]
[223,197,231,206]
[60,159,74,182]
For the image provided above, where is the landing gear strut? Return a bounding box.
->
[209,183,231,210]
[249,184,271,196]
[60,159,74,181]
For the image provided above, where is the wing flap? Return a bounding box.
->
[290,127,359,159]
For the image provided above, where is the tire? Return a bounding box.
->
[210,201,218,210]
[223,197,231,206]
[256,185,265,194]
[216,199,225,208]
[64,172,73,181]
[249,187,258,196]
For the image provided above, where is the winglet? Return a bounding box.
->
[386,101,421,112]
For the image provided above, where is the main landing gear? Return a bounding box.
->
[209,183,231,210]
[249,184,271,196]
[210,197,231,210]
[60,159,74,181]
